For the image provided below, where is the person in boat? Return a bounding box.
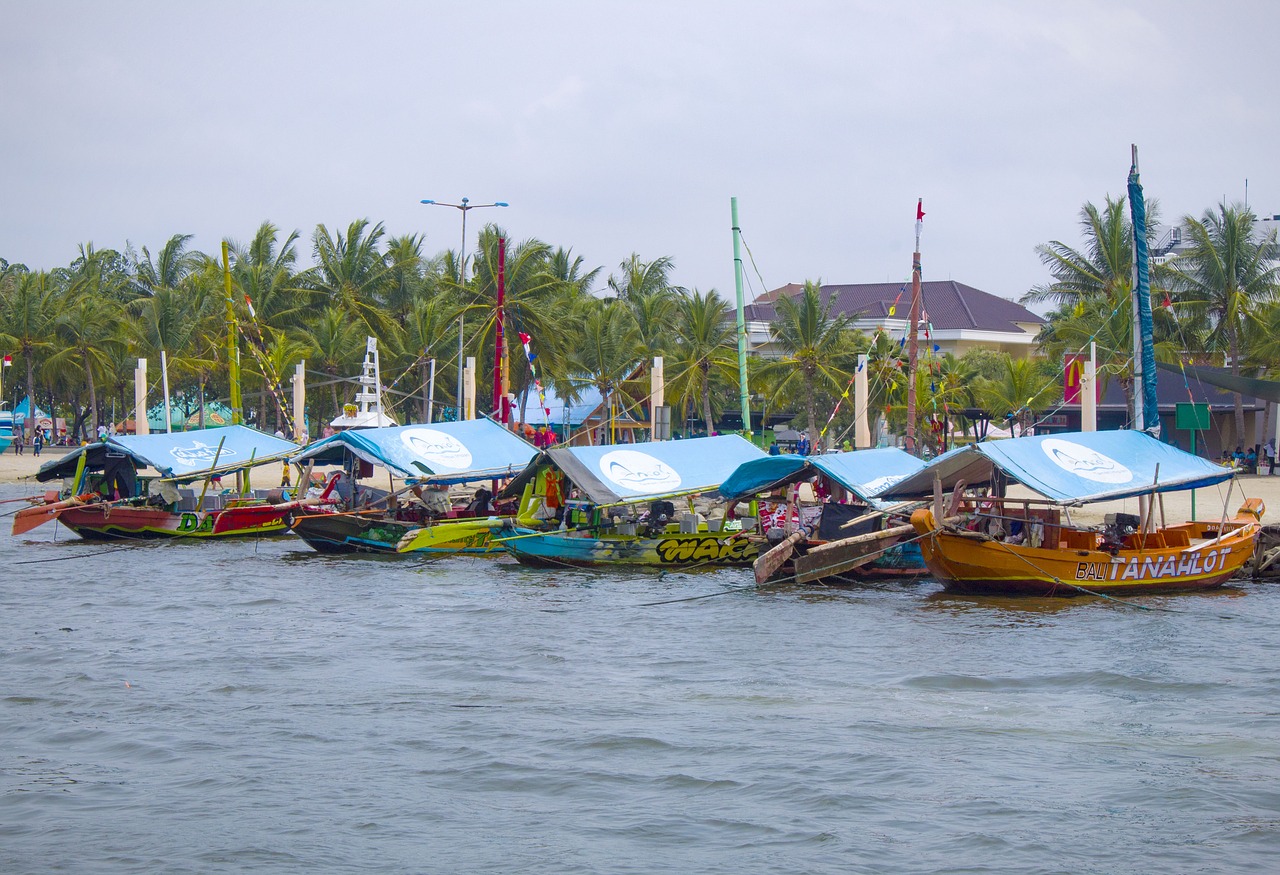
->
[414,483,452,519]
[465,487,493,516]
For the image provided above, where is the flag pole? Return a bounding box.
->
[905,199,924,455]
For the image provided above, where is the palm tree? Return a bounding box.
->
[1022,197,1149,310]
[0,271,58,438]
[464,227,564,417]
[296,305,365,424]
[607,253,681,301]
[1026,196,1180,420]
[305,219,399,340]
[1169,203,1280,439]
[45,287,128,435]
[548,246,602,295]
[400,297,457,422]
[231,222,311,331]
[763,280,859,442]
[973,355,1057,437]
[564,300,644,444]
[132,234,199,297]
[664,289,736,435]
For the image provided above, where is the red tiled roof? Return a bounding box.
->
[745,281,1043,333]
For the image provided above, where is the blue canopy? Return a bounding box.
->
[291,419,537,484]
[36,425,298,483]
[876,431,1235,505]
[541,434,767,505]
[518,383,641,429]
[719,448,926,508]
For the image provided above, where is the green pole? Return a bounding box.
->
[221,242,242,424]
[1190,430,1196,521]
[731,197,751,441]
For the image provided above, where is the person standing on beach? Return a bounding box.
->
[1267,438,1277,476]
[13,432,22,455]
[32,430,42,457]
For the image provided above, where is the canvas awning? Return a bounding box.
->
[291,419,537,484]
[719,447,926,508]
[501,434,767,506]
[36,425,299,483]
[877,430,1234,505]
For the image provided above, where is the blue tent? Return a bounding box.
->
[876,431,1234,505]
[13,396,49,424]
[533,434,767,505]
[720,448,926,508]
[291,419,538,484]
[36,425,299,483]
[518,384,641,429]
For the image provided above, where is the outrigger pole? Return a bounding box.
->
[731,197,751,440]
[221,242,243,424]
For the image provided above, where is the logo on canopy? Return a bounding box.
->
[1040,438,1133,484]
[170,440,238,467]
[598,449,682,494]
[401,427,473,470]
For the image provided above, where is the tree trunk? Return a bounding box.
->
[84,349,98,437]
[1230,327,1246,446]
[804,369,818,443]
[23,348,36,441]
[700,364,714,435]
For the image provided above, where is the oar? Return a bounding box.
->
[13,449,95,535]
[12,495,90,536]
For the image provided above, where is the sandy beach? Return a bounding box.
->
[3,445,1277,528]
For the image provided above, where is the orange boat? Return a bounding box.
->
[879,431,1264,597]
[908,499,1262,597]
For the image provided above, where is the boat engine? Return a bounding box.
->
[1104,512,1141,544]
[646,500,676,536]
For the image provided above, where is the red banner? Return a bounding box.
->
[1064,355,1084,404]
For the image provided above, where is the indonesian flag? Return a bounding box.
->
[2,355,10,367]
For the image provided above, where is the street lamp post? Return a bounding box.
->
[420,197,508,418]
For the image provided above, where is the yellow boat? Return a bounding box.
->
[909,499,1262,597]
[878,431,1264,598]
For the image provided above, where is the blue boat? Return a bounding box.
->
[720,447,929,585]
[496,434,769,569]
[0,406,14,455]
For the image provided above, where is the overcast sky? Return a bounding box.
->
[3,1,1275,312]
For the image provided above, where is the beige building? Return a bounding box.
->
[744,280,1043,359]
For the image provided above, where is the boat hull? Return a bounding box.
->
[56,504,289,540]
[290,510,507,555]
[502,527,759,569]
[910,507,1260,597]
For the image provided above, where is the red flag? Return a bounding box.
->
[2,355,10,367]
[916,199,925,222]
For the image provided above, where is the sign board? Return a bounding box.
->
[1175,402,1209,431]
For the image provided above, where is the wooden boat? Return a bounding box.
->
[14,426,301,540]
[286,420,535,554]
[879,430,1264,597]
[488,434,768,569]
[719,449,929,585]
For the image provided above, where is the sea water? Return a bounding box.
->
[1,484,1278,874]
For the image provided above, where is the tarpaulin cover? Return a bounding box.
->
[718,448,925,508]
[527,434,767,505]
[291,419,537,484]
[37,425,299,483]
[876,430,1234,505]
